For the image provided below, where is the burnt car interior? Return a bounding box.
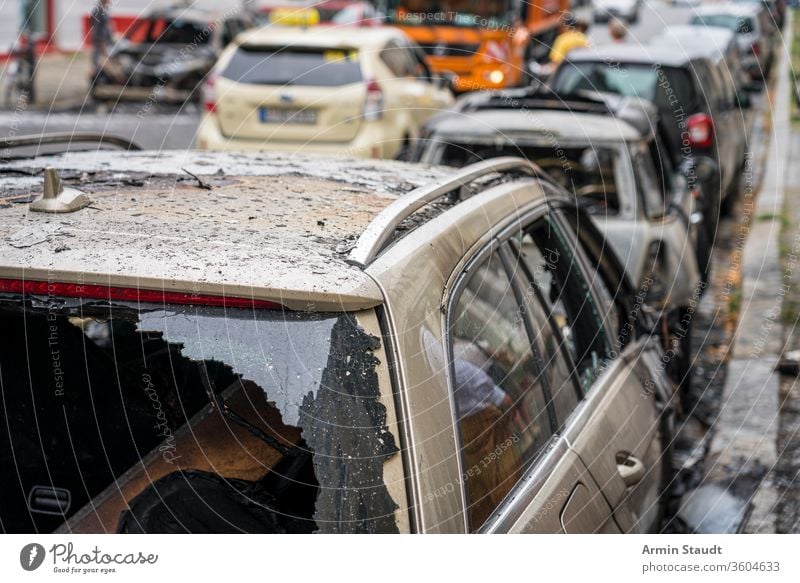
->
[0,299,398,534]
[436,143,620,214]
[125,18,211,45]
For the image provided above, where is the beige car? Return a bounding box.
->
[196,26,454,158]
[0,145,674,534]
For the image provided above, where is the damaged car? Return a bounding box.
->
[91,4,255,103]
[0,142,676,533]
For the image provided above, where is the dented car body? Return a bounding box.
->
[0,151,675,533]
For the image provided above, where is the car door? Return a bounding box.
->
[555,204,674,533]
[445,236,619,533]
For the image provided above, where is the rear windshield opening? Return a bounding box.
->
[221,46,363,86]
[435,142,621,214]
[0,298,398,534]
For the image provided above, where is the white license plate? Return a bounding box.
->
[259,107,317,124]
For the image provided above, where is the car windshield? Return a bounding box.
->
[0,297,398,534]
[552,62,696,109]
[434,142,621,214]
[384,0,514,28]
[690,14,755,34]
[125,18,211,44]
[221,45,363,86]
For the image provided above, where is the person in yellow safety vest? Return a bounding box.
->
[549,13,590,66]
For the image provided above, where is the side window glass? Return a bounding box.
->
[380,41,407,77]
[633,146,666,219]
[407,44,431,79]
[519,219,611,392]
[221,21,236,46]
[449,250,554,530]
[511,236,581,426]
[560,207,630,352]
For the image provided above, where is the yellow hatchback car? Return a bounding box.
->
[196,26,454,158]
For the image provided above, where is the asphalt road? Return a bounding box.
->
[586,0,696,44]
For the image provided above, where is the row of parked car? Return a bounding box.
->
[0,1,780,534]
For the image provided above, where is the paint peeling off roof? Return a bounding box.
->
[0,152,452,311]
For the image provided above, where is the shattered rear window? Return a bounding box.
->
[0,297,399,534]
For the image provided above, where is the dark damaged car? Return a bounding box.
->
[91,5,255,103]
[0,145,676,533]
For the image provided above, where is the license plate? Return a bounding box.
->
[259,107,316,125]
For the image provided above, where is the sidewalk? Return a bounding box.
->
[1,50,91,111]
[675,10,800,534]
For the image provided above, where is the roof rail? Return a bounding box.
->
[0,132,141,159]
[347,157,539,268]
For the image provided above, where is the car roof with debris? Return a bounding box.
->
[0,151,450,311]
[424,107,642,143]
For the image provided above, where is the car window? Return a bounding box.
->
[0,300,400,533]
[381,40,411,77]
[408,43,434,80]
[221,46,363,86]
[553,62,696,110]
[559,207,631,353]
[381,40,426,78]
[632,144,667,219]
[510,234,581,425]
[517,218,611,393]
[449,250,555,530]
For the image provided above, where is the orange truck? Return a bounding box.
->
[379,0,568,92]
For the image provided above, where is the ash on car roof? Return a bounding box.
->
[0,151,450,310]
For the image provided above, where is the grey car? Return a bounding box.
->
[689,3,775,85]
